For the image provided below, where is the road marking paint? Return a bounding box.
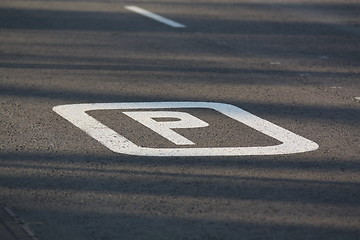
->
[53,102,319,157]
[125,6,186,28]
[355,97,360,102]
[123,111,208,145]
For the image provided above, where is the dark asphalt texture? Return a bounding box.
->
[0,0,359,239]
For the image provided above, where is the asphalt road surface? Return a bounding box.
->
[1,0,359,239]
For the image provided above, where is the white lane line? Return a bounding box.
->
[125,6,186,28]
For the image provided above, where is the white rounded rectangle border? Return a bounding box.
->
[52,102,319,157]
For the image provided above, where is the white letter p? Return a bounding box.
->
[123,111,209,145]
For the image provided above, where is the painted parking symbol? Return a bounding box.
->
[52,102,319,157]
